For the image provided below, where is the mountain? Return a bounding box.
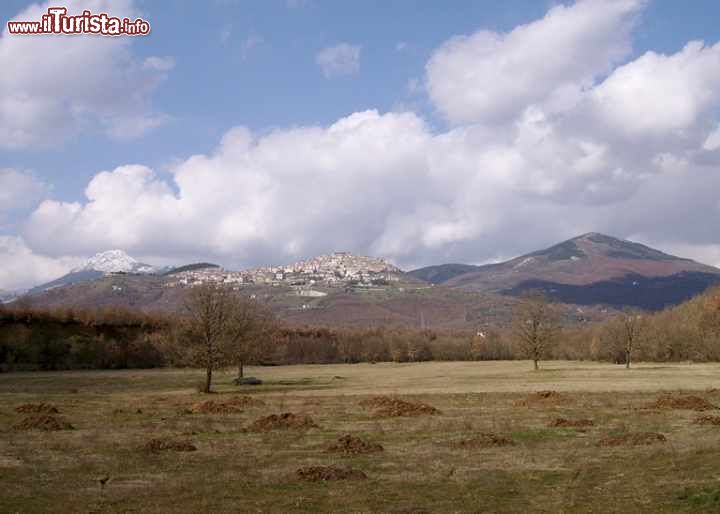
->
[0,289,23,304]
[19,237,720,325]
[437,233,720,310]
[73,249,160,274]
[29,250,164,294]
[407,263,480,284]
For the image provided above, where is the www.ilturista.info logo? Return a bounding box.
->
[7,7,150,36]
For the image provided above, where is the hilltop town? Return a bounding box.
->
[166,252,403,292]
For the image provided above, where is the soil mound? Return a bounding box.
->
[225,396,266,408]
[142,438,197,453]
[296,465,367,482]
[692,415,720,426]
[247,412,318,432]
[647,395,717,412]
[190,400,242,414]
[325,435,384,455]
[598,431,666,447]
[15,403,59,414]
[548,418,594,428]
[13,415,74,431]
[359,396,440,417]
[450,433,514,449]
[515,390,571,407]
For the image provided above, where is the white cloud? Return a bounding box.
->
[23,112,433,263]
[0,236,80,291]
[0,0,172,148]
[704,125,720,151]
[589,41,720,137]
[426,0,644,125]
[316,43,361,78]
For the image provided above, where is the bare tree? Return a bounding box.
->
[605,310,644,369]
[181,284,237,393]
[512,291,560,370]
[229,298,276,383]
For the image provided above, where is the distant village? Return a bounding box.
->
[165,252,403,295]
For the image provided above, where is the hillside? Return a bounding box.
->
[30,250,165,294]
[438,233,720,310]
[20,234,720,325]
[407,263,479,284]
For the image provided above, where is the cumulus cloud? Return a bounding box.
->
[426,0,644,125]
[0,0,172,148]
[5,0,720,291]
[316,43,361,78]
[0,236,80,291]
[588,41,720,138]
[24,112,433,263]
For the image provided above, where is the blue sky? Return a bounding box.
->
[1,0,720,289]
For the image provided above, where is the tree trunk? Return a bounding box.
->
[238,361,244,380]
[204,365,213,393]
[625,351,631,369]
[533,358,539,371]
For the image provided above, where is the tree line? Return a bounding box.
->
[2,284,720,389]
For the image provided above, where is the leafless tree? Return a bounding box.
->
[181,284,236,393]
[512,291,560,370]
[605,309,645,369]
[229,298,276,382]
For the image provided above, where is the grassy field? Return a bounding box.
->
[2,361,720,513]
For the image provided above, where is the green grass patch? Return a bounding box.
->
[510,428,577,443]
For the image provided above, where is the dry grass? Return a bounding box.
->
[597,431,667,447]
[2,361,720,512]
[142,438,197,453]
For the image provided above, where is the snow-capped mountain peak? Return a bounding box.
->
[73,250,158,274]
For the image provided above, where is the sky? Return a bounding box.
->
[1,0,720,290]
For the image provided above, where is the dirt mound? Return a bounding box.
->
[296,465,367,482]
[598,431,667,447]
[548,417,595,428]
[15,403,59,414]
[647,395,717,412]
[359,396,440,417]
[225,395,265,408]
[515,390,572,407]
[692,415,720,426]
[142,438,197,453]
[325,435,384,455]
[247,412,318,432]
[450,433,515,449]
[13,415,74,431]
[190,400,242,414]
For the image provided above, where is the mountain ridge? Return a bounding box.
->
[411,233,720,310]
[17,234,720,320]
